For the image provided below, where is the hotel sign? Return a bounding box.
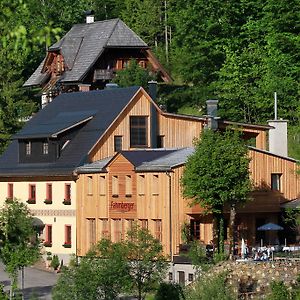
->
[110,201,135,213]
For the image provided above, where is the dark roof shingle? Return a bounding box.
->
[0,86,140,177]
[24,19,148,87]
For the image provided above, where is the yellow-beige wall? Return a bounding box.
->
[0,180,76,260]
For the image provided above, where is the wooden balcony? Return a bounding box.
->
[93,69,114,80]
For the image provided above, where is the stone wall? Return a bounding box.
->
[209,260,300,298]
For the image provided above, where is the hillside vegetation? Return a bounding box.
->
[0,0,299,156]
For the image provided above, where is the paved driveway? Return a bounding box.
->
[0,263,58,300]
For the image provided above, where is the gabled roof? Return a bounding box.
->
[24,19,148,87]
[0,86,141,177]
[76,148,195,173]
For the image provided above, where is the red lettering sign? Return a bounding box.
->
[110,201,135,212]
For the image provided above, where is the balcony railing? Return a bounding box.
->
[94,69,114,80]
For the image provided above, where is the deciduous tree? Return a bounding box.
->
[181,129,252,258]
[0,199,40,298]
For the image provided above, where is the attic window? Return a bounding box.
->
[43,142,49,155]
[25,141,31,155]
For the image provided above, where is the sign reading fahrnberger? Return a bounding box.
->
[110,201,135,213]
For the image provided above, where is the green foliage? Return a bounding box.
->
[50,255,60,270]
[182,129,252,213]
[154,282,184,300]
[0,198,40,294]
[185,241,211,273]
[126,223,168,300]
[267,281,294,300]
[53,239,131,300]
[113,59,155,89]
[53,225,167,300]
[184,272,234,300]
[121,0,163,47]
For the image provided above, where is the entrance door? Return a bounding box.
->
[178,271,185,285]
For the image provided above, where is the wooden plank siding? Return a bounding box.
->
[158,114,203,148]
[249,148,300,201]
[89,90,205,162]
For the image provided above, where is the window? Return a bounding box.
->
[271,173,282,191]
[87,176,93,195]
[87,218,96,246]
[138,175,145,195]
[43,142,49,155]
[188,274,194,282]
[7,183,13,199]
[130,116,148,147]
[45,183,52,203]
[139,219,148,230]
[114,136,122,152]
[157,135,164,148]
[99,176,106,195]
[64,225,72,247]
[100,218,110,238]
[191,220,200,240]
[64,183,71,204]
[152,175,159,195]
[154,219,162,241]
[169,272,173,281]
[126,219,134,233]
[44,225,52,246]
[28,184,36,203]
[113,219,122,242]
[112,176,119,196]
[125,175,132,196]
[25,141,31,155]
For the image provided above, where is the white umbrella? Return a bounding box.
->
[241,238,246,259]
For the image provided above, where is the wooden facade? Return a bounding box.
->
[88,90,205,161]
[76,89,299,257]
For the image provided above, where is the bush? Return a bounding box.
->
[184,272,235,300]
[154,282,184,300]
[267,281,293,300]
[50,255,60,270]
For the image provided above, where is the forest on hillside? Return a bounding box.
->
[0,0,299,156]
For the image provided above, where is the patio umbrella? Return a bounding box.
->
[257,223,283,231]
[257,223,283,248]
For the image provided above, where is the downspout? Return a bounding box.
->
[166,171,172,259]
[166,171,174,281]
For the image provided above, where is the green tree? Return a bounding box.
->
[126,224,168,300]
[53,239,131,300]
[113,59,155,89]
[0,199,40,297]
[181,129,252,258]
[122,0,162,47]
[184,272,234,300]
[54,225,167,300]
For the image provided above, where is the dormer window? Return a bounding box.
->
[43,142,49,155]
[25,141,31,155]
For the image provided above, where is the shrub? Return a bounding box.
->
[154,282,184,300]
[267,281,293,300]
[50,255,60,270]
[185,272,235,300]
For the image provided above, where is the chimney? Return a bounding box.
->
[268,119,288,157]
[79,84,91,92]
[148,80,158,101]
[206,100,219,130]
[85,10,95,24]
